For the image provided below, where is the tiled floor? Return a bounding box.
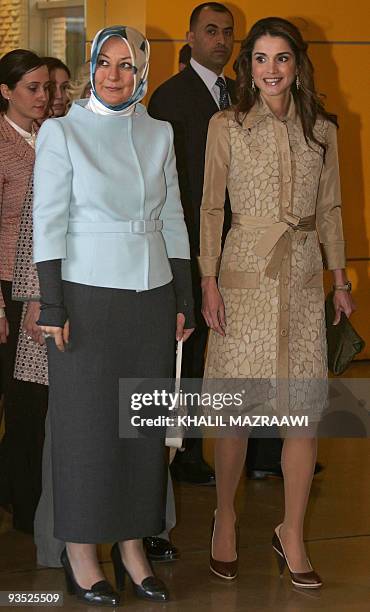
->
[0,362,369,611]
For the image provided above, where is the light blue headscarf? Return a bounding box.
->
[89,25,150,113]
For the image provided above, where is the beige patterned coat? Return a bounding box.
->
[198,98,346,414]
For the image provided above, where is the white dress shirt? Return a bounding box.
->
[190,58,229,109]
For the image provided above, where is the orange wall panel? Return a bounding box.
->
[106,0,146,33]
[147,0,370,41]
[85,0,105,42]
[86,1,146,43]
[309,45,370,259]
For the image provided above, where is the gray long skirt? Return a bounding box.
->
[46,281,176,543]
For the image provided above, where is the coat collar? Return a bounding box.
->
[0,114,35,164]
[240,94,298,130]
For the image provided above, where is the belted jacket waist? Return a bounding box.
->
[68,220,164,234]
[231,213,316,280]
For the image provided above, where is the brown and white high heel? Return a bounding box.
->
[210,510,238,580]
[272,524,322,589]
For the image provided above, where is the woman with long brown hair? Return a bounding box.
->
[199,17,355,587]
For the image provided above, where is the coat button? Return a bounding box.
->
[284,175,291,183]
[281,329,288,337]
[281,303,289,311]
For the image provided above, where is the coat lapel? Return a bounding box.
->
[183,66,219,116]
[182,67,236,113]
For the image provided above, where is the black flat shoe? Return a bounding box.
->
[144,537,179,562]
[60,548,120,606]
[111,542,169,602]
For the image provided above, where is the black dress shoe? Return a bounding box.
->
[60,548,120,607]
[247,463,324,480]
[111,543,169,602]
[144,537,179,562]
[170,460,216,485]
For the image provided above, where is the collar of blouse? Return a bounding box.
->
[237,93,298,130]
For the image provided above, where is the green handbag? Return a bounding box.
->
[325,291,365,375]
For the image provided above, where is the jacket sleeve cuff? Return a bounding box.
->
[36,259,67,327]
[37,305,67,328]
[169,258,196,328]
[321,241,346,270]
[197,256,221,277]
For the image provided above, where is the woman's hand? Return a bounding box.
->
[23,301,44,345]
[333,290,356,325]
[39,320,70,352]
[0,315,9,344]
[201,276,226,336]
[176,313,194,342]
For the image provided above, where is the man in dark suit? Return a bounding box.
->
[149,2,235,485]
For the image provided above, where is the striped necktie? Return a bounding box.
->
[215,77,229,109]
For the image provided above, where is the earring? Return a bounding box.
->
[296,74,300,90]
[251,77,256,91]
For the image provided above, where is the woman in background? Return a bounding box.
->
[6,56,71,541]
[42,57,70,118]
[0,50,49,531]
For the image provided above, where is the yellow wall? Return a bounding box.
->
[86,1,370,357]
[85,0,146,57]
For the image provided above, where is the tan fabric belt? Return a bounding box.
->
[232,213,316,280]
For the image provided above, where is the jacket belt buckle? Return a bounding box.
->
[130,219,147,234]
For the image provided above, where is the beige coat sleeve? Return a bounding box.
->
[198,112,231,277]
[316,121,346,270]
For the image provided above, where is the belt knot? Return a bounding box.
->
[231,213,316,280]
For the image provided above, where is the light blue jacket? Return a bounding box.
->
[33,101,190,290]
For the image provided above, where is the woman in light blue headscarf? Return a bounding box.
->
[33,26,194,606]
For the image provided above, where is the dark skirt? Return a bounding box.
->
[47,281,176,543]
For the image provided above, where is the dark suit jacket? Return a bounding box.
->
[148,66,235,258]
